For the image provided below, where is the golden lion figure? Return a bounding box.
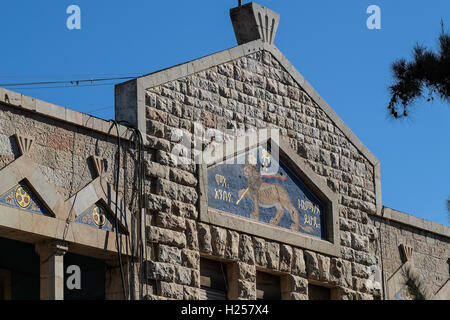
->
[237,164,301,231]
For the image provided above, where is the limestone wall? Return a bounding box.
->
[143,50,382,300]
[0,100,141,299]
[370,209,449,299]
[0,102,137,206]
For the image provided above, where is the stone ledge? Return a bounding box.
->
[0,87,133,141]
[382,206,450,238]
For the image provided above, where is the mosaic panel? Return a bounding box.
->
[75,202,125,234]
[0,181,51,216]
[394,285,414,300]
[208,146,326,239]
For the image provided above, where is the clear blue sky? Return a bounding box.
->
[1,0,449,226]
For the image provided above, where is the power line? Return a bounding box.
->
[0,72,141,79]
[86,106,114,113]
[7,83,119,90]
[0,76,136,87]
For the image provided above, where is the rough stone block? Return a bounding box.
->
[191,269,200,288]
[175,265,192,286]
[237,262,256,282]
[157,244,182,265]
[156,212,186,232]
[146,194,172,213]
[292,248,307,277]
[147,226,186,249]
[225,230,239,260]
[183,286,201,300]
[159,281,184,300]
[239,234,255,265]
[280,244,293,272]
[146,261,175,282]
[171,201,198,219]
[253,237,267,267]
[238,280,256,299]
[185,219,198,250]
[352,262,370,279]
[281,274,308,294]
[304,250,319,280]
[197,223,212,254]
[211,226,227,257]
[181,249,200,269]
[317,254,330,282]
[170,168,198,187]
[266,242,280,270]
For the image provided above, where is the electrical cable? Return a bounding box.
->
[379,207,387,300]
[0,76,136,87]
[110,120,148,300]
[116,120,147,300]
[7,83,118,90]
[0,72,141,79]
[112,120,128,300]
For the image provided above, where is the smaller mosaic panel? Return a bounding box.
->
[394,285,414,300]
[75,203,125,234]
[0,182,51,216]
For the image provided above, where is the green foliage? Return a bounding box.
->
[447,197,450,223]
[388,21,450,118]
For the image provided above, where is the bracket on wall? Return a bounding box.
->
[14,134,34,156]
[400,243,414,263]
[90,155,106,178]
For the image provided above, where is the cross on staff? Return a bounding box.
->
[236,188,248,205]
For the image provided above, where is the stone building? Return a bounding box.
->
[0,2,448,300]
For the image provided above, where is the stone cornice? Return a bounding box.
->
[382,206,450,238]
[0,87,133,141]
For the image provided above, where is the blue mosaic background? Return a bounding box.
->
[75,203,125,234]
[207,147,325,239]
[0,182,51,217]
